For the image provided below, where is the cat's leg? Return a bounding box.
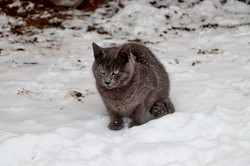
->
[108,111,124,130]
[150,99,175,118]
[129,104,147,128]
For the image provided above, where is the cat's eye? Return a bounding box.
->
[99,68,105,74]
[113,70,120,75]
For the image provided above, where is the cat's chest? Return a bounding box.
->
[101,85,152,112]
[105,87,138,104]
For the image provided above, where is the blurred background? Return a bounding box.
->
[0,0,249,36]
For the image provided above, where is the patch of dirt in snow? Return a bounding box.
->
[0,0,68,35]
[0,0,121,35]
[70,90,95,102]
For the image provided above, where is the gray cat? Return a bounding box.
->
[92,42,174,130]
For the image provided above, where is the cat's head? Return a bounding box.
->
[92,43,135,89]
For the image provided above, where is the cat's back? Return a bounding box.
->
[128,43,162,67]
[128,43,169,91]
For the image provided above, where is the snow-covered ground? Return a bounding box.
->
[0,0,250,165]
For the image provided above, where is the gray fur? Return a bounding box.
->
[92,43,174,130]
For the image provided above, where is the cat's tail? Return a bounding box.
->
[150,99,175,118]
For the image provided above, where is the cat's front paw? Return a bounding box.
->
[108,121,124,130]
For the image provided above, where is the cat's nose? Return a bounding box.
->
[105,81,111,85]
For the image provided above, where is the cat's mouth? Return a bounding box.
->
[103,85,116,89]
[101,82,116,89]
[105,85,113,89]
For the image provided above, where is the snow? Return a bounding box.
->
[0,0,250,165]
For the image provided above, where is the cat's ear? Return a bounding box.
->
[117,44,131,63]
[92,43,104,60]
